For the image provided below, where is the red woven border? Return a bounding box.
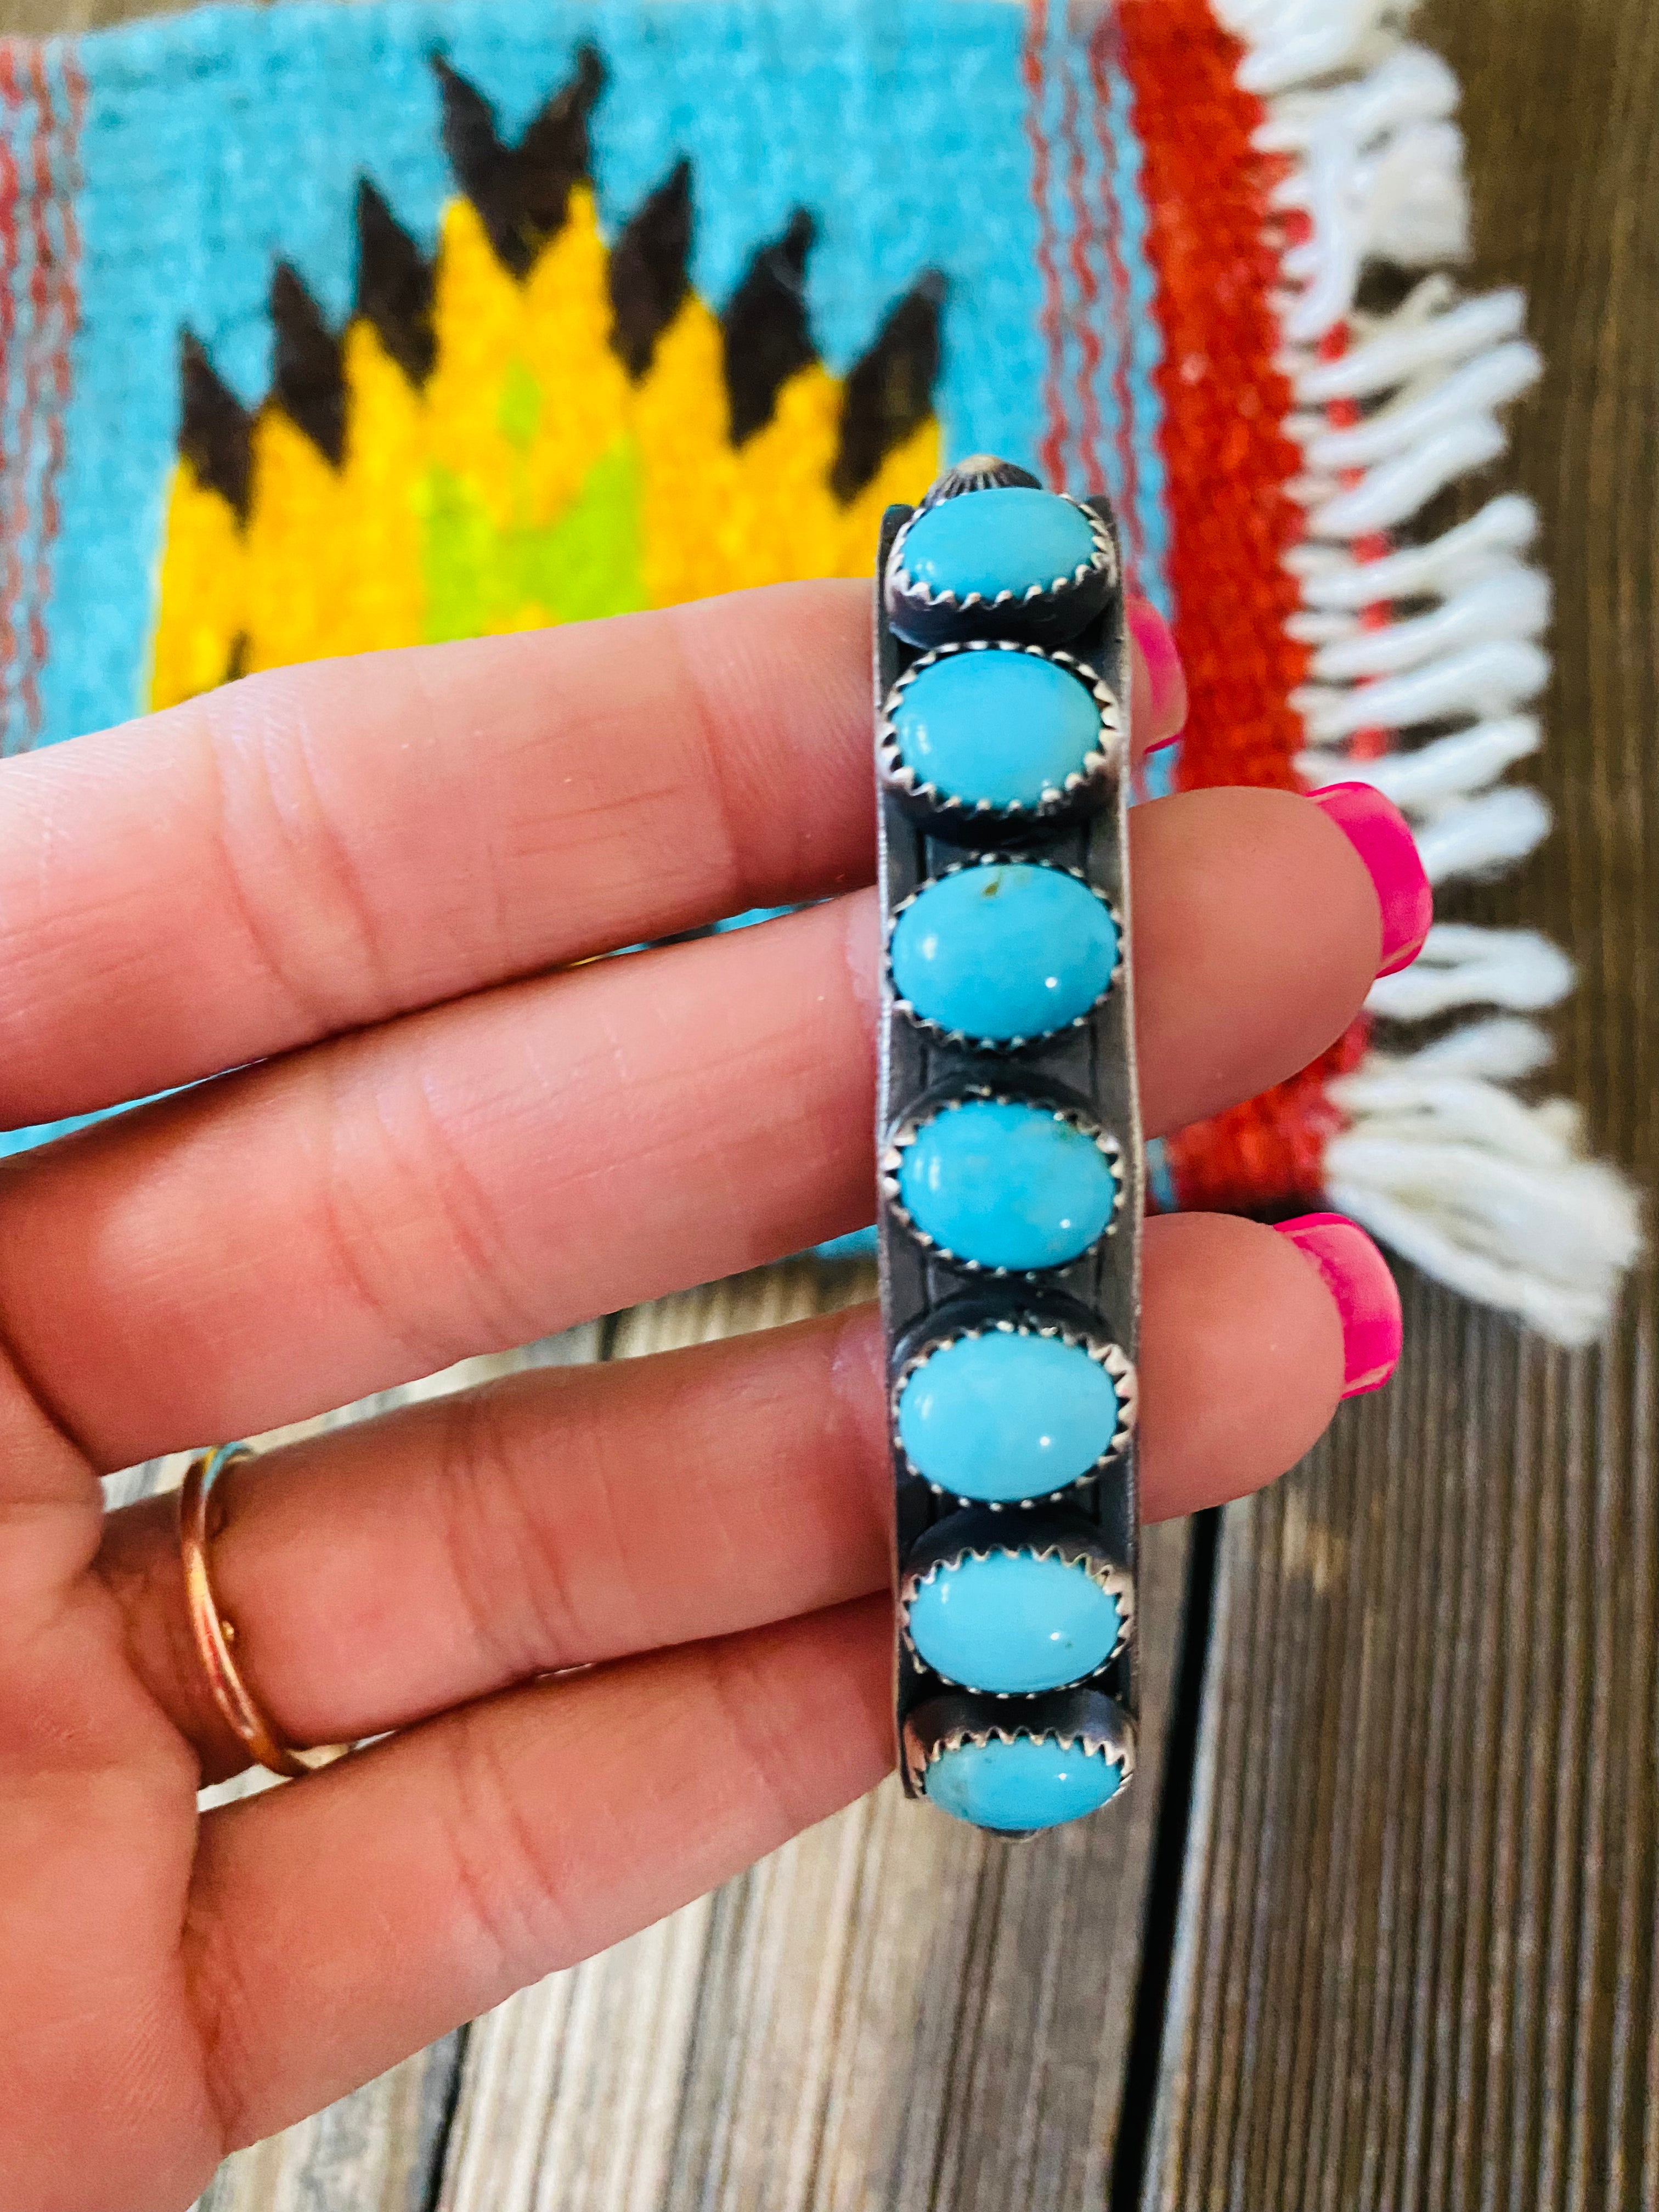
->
[0,45,83,752]
[1119,0,1366,1214]
[0,52,28,707]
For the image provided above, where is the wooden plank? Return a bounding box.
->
[1147,1286,1659,2212]
[196,2038,466,2212]
[433,1269,1188,2212]
[661,1530,1187,2212]
[3,0,194,29]
[437,1898,718,2212]
[1143,0,1659,2203]
[434,1558,1190,2212]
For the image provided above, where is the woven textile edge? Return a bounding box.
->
[1215,0,1641,1345]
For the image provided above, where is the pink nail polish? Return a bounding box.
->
[1306,781,1433,977]
[1274,1212,1403,1398]
[1126,591,1186,752]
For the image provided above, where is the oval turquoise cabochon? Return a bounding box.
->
[906,1548,1124,1694]
[895,1097,1119,1272]
[899,485,1097,604]
[889,650,1104,812]
[890,862,1119,1043]
[924,1733,1126,1833]
[896,1327,1122,1502]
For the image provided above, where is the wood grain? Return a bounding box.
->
[4,0,286,32]
[196,2040,466,2212]
[653,1538,1187,2212]
[433,1269,1189,2212]
[8,0,1655,2205]
[437,1894,718,2212]
[1143,3,1659,2206]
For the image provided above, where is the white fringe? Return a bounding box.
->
[1363,922,1574,1022]
[1214,0,1641,1341]
[1327,1036,1642,1346]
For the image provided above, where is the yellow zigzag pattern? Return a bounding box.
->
[151,187,940,709]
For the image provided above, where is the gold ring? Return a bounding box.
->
[178,1444,330,1779]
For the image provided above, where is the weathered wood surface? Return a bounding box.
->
[1145,2,1659,2205]
[157,1266,1183,2212]
[435,1543,1186,2212]
[18,0,1658,2203]
[430,1273,1186,2212]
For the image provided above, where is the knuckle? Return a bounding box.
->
[203,671,393,1035]
[435,1709,577,1987]
[433,1386,584,1683]
[697,1631,808,1839]
[306,1053,541,1375]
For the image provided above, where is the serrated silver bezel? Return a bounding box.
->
[884,490,1118,619]
[899,1541,1134,1695]
[910,1709,1138,1794]
[891,1321,1137,1504]
[880,1088,1125,1276]
[886,855,1124,1051]
[876,640,1121,823]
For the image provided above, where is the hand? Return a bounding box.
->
[0,582,1392,2210]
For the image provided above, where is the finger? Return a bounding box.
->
[181,1597,885,2151]
[1126,591,1187,753]
[0,588,1181,1129]
[0,1356,223,2212]
[98,1211,1344,1775]
[0,785,1380,1464]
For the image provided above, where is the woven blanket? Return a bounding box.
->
[0,0,1637,1340]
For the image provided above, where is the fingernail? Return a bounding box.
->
[1274,1212,1403,1397]
[1126,591,1186,752]
[1305,781,1433,977]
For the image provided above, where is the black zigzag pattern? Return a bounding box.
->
[177,52,943,510]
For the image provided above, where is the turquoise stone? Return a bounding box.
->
[900,486,1097,605]
[896,1098,1118,1271]
[907,1548,1123,1692]
[890,650,1103,811]
[897,1328,1121,1500]
[925,1733,1125,1832]
[891,864,1118,1042]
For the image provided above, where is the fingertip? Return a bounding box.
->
[1126,591,1187,758]
[1273,1212,1403,1397]
[1139,1212,1347,1519]
[1131,786,1380,1139]
[1304,783,1432,978]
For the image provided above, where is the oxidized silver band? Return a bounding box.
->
[873,456,1143,1839]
